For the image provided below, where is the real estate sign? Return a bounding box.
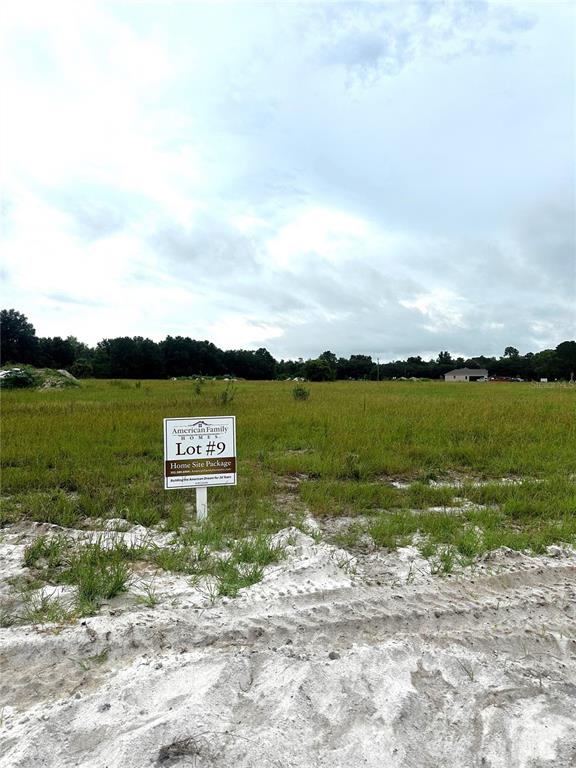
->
[164,416,237,489]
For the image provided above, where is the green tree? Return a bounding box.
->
[38,336,77,368]
[223,348,275,379]
[532,349,562,380]
[319,350,337,377]
[336,354,374,379]
[304,358,334,381]
[276,358,303,379]
[0,309,38,364]
[160,336,190,377]
[70,358,94,378]
[254,347,276,379]
[555,341,576,379]
[348,354,374,379]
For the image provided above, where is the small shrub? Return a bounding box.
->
[341,452,362,480]
[217,381,236,405]
[70,359,93,378]
[292,385,310,401]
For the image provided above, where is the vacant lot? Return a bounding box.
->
[1,380,575,767]
[2,379,575,557]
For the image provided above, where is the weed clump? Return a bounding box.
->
[231,533,285,566]
[339,452,363,481]
[215,559,263,597]
[23,534,69,569]
[157,736,206,765]
[154,529,285,597]
[292,385,310,401]
[22,536,137,618]
[66,543,131,615]
[217,381,236,405]
[21,590,73,624]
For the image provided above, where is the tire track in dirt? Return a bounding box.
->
[2,560,574,710]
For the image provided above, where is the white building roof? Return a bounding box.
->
[445,368,488,376]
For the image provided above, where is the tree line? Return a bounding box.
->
[1,309,575,381]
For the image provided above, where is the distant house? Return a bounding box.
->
[444,368,488,382]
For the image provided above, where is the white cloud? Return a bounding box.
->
[0,1,573,357]
[266,207,368,268]
[400,290,469,333]
[207,317,284,350]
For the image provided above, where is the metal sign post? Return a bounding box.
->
[163,416,237,521]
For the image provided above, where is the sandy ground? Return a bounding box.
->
[0,524,575,768]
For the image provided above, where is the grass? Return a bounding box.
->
[151,529,284,597]
[136,579,159,608]
[65,542,132,615]
[15,526,285,621]
[354,477,576,570]
[21,590,73,624]
[231,533,285,566]
[1,379,574,618]
[18,536,138,617]
[215,559,264,597]
[23,533,69,568]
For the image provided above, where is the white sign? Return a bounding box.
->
[164,416,237,490]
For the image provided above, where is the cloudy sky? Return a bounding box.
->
[1,1,574,361]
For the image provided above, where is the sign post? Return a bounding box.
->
[196,486,208,521]
[164,416,237,520]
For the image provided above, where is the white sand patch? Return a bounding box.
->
[481,698,576,768]
[1,526,575,767]
[429,477,528,488]
[0,540,27,600]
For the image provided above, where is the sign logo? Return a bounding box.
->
[164,416,237,489]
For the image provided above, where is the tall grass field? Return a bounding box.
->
[1,379,575,617]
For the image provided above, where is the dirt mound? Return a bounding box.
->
[0,366,79,389]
